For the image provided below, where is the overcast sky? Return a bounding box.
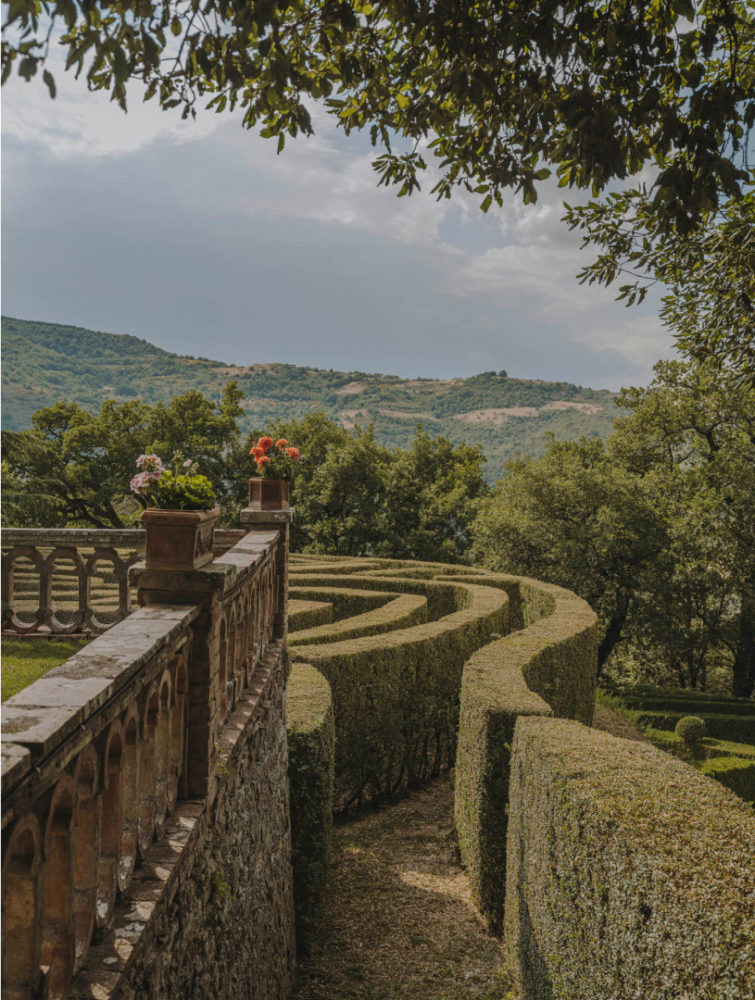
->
[2,58,676,390]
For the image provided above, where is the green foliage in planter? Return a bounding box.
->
[289,577,510,811]
[505,718,755,1000]
[286,664,335,958]
[454,581,598,932]
[699,756,755,807]
[151,471,217,510]
[675,715,706,743]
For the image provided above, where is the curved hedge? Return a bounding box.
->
[289,593,428,646]
[289,599,334,632]
[454,578,598,931]
[286,663,335,958]
[505,717,755,1000]
[289,574,510,810]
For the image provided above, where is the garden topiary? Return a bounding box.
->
[675,715,706,744]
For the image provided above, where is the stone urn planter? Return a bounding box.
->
[248,478,289,510]
[141,507,221,571]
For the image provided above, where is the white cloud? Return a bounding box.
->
[2,52,674,389]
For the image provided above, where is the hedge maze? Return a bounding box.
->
[285,554,754,999]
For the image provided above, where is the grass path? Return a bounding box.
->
[291,771,512,1000]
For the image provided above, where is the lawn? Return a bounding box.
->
[2,638,90,702]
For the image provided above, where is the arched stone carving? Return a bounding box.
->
[119,709,139,891]
[45,547,87,634]
[2,814,42,999]
[97,724,123,931]
[42,777,76,1000]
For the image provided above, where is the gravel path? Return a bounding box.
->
[290,771,512,1000]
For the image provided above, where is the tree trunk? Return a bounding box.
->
[597,594,630,673]
[731,590,755,697]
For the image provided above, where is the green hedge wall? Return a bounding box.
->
[289,573,462,620]
[289,593,428,646]
[699,755,755,806]
[454,581,598,932]
[286,663,336,958]
[505,718,755,1000]
[631,709,755,743]
[289,599,334,632]
[290,578,510,811]
[289,586,394,619]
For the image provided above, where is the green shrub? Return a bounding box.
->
[675,715,706,743]
[631,709,755,743]
[286,664,335,957]
[505,718,755,1000]
[455,581,597,932]
[700,756,755,807]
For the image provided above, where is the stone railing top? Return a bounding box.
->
[129,528,281,595]
[1,526,246,548]
[240,507,296,525]
[1,603,199,797]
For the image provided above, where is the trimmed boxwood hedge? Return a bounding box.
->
[289,593,428,646]
[289,586,396,619]
[505,717,755,1000]
[700,755,755,806]
[454,579,598,932]
[289,577,510,811]
[286,663,336,958]
[289,599,334,632]
[631,709,755,743]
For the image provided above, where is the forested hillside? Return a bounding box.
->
[2,316,617,478]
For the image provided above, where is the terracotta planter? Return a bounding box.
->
[248,478,289,510]
[141,507,220,571]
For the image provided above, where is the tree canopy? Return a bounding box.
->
[3,1,753,231]
[471,359,755,696]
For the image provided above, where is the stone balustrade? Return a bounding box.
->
[1,513,293,999]
[1,528,245,636]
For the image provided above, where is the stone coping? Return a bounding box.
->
[1,526,246,547]
[1,605,199,791]
[240,507,296,525]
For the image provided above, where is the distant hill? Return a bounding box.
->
[2,316,619,479]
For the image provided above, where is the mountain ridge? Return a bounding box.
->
[2,315,619,478]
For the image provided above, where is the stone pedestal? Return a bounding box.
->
[241,507,295,642]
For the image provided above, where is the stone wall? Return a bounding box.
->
[79,643,295,1000]
[2,517,297,1000]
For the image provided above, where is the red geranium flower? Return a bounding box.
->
[275,438,289,448]
[286,447,300,461]
[257,436,274,451]
[255,455,271,467]
[250,445,266,459]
